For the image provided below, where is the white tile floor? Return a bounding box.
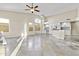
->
[16,34,79,56]
[1,34,79,56]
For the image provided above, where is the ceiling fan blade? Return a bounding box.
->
[34,6,38,8]
[26,5,31,8]
[25,9,30,10]
[35,10,40,12]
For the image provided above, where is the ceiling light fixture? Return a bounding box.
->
[25,3,40,13]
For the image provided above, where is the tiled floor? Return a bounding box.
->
[5,37,19,56]
[16,34,79,56]
[4,34,79,56]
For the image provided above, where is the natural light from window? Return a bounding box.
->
[0,18,9,23]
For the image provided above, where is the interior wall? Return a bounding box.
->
[0,10,43,37]
[71,22,79,35]
[47,9,78,35]
[0,10,27,37]
[26,15,44,35]
[71,8,79,35]
[47,9,77,21]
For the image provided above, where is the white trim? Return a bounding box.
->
[10,37,25,56]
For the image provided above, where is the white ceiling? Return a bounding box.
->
[0,3,79,16]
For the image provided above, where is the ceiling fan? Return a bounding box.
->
[25,3,40,13]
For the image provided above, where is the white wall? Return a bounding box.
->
[71,8,79,35]
[26,15,44,35]
[0,10,44,37]
[47,9,77,21]
[47,9,79,37]
[0,10,31,37]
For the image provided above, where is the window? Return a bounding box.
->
[0,18,9,32]
[28,22,33,31]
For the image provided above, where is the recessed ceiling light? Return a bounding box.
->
[34,18,41,23]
